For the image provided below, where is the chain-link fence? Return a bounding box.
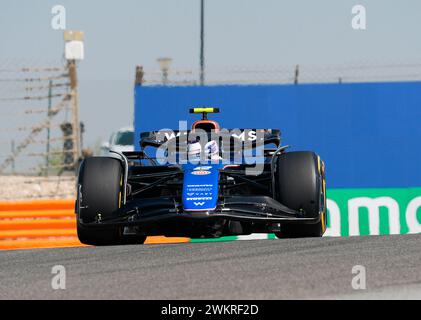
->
[141,60,421,86]
[0,58,78,200]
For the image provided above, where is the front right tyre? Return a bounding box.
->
[76,157,146,246]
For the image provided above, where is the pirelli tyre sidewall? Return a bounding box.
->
[274,151,327,238]
[76,157,125,246]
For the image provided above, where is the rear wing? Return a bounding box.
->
[139,129,281,150]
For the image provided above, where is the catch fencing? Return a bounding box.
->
[140,60,421,86]
[0,59,79,200]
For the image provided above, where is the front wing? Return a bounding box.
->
[77,196,320,228]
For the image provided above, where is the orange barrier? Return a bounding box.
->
[145,236,189,244]
[0,199,190,250]
[0,229,76,240]
[0,219,75,230]
[0,210,74,219]
[0,199,74,211]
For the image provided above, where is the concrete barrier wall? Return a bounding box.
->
[135,82,421,237]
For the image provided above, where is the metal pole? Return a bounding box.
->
[68,60,81,172]
[45,80,52,176]
[200,0,205,85]
[294,65,299,84]
[135,65,144,86]
[163,69,168,85]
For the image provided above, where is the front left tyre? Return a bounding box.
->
[273,151,327,238]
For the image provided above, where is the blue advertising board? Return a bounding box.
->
[135,82,421,189]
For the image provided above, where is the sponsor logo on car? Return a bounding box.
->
[191,170,211,175]
[186,197,212,201]
[193,166,212,171]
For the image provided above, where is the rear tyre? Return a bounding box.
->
[76,157,145,245]
[274,151,327,238]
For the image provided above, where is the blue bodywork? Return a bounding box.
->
[182,163,223,211]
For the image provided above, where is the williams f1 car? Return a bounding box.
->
[76,108,327,245]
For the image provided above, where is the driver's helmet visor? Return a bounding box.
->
[187,139,221,161]
[187,141,202,160]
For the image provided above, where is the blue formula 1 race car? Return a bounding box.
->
[75,108,327,245]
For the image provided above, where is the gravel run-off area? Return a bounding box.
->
[0,176,76,200]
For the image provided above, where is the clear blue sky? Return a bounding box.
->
[1,0,421,147]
